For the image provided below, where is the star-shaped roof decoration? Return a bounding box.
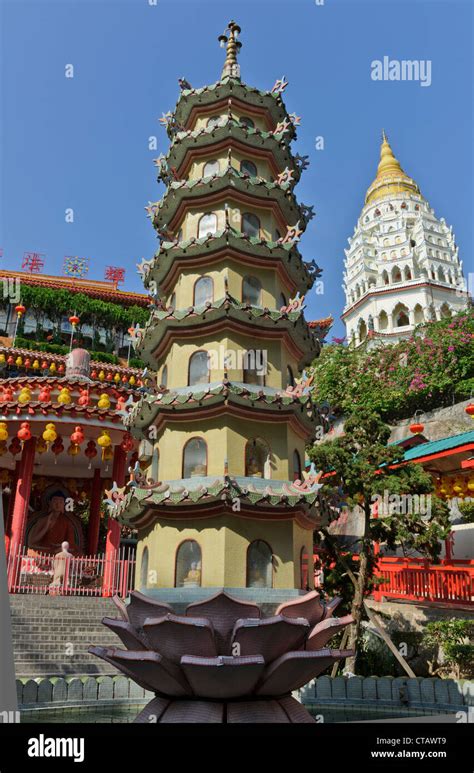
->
[271,76,288,94]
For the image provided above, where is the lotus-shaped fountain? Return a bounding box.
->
[90,589,354,723]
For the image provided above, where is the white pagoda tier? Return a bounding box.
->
[342,133,469,347]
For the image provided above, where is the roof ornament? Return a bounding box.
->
[218,20,242,80]
[271,77,288,95]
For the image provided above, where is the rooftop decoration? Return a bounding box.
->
[63,256,90,279]
[21,251,45,273]
[90,589,353,723]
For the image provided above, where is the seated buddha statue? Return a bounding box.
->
[26,491,81,555]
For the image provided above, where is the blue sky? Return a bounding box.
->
[1,0,472,338]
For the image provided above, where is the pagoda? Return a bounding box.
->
[113,21,326,603]
[342,132,469,348]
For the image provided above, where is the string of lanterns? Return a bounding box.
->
[0,352,141,386]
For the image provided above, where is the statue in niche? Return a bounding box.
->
[26,489,84,556]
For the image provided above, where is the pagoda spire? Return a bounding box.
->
[218,20,242,80]
[365,131,421,204]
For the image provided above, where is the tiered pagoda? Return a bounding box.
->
[113,22,327,600]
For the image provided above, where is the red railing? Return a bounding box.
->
[6,545,136,597]
[373,557,474,605]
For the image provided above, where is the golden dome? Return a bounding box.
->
[365,131,421,205]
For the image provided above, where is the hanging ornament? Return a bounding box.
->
[58,363,65,374]
[465,403,474,418]
[38,386,52,402]
[36,437,48,454]
[15,356,23,367]
[17,421,32,442]
[77,388,91,406]
[69,314,80,329]
[67,443,80,457]
[121,432,134,452]
[17,386,32,404]
[129,375,136,386]
[8,437,21,456]
[42,422,58,443]
[24,358,31,369]
[15,303,26,318]
[7,356,14,366]
[49,362,57,374]
[409,410,424,434]
[0,387,14,403]
[0,441,7,456]
[97,393,111,410]
[0,353,5,364]
[51,436,64,462]
[98,370,105,382]
[32,359,40,370]
[70,425,85,445]
[91,370,98,380]
[102,445,114,461]
[0,422,8,442]
[98,430,112,462]
[106,372,113,382]
[57,387,72,405]
[114,373,120,384]
[41,360,49,371]
[85,439,97,469]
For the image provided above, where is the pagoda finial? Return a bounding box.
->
[365,131,421,204]
[218,20,242,80]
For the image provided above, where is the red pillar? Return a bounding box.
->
[7,438,36,587]
[103,445,126,596]
[4,461,20,554]
[87,468,102,556]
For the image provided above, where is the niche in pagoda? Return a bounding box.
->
[125,23,323,596]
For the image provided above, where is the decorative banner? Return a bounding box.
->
[63,256,89,278]
[22,252,45,273]
[104,266,125,284]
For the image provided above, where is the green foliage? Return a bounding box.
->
[422,618,474,678]
[310,310,474,421]
[458,500,474,524]
[129,356,145,370]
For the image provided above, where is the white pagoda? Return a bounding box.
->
[342,132,469,348]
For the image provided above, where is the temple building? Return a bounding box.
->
[342,133,469,348]
[112,21,327,600]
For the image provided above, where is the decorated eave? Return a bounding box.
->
[0,271,150,308]
[171,78,291,135]
[109,474,324,530]
[150,167,313,233]
[135,296,320,369]
[139,229,320,295]
[124,381,320,438]
[0,347,144,388]
[161,120,301,181]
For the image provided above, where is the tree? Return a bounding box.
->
[309,408,451,672]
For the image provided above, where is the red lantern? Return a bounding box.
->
[121,432,134,452]
[7,356,14,366]
[121,375,128,384]
[15,304,26,318]
[465,403,474,417]
[69,315,80,328]
[0,387,13,403]
[38,386,52,402]
[77,388,91,407]
[85,440,97,459]
[41,360,48,371]
[51,436,64,456]
[91,370,98,380]
[24,358,31,369]
[70,425,85,445]
[410,422,424,434]
[8,437,21,455]
[17,421,32,441]
[58,363,65,374]
[106,372,113,382]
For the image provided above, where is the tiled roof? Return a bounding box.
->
[402,431,474,461]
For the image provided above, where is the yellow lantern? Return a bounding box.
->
[114,373,120,384]
[43,422,57,443]
[129,375,136,386]
[97,430,112,448]
[0,422,8,442]
[102,445,114,462]
[15,356,23,367]
[36,437,48,454]
[67,443,80,457]
[467,477,474,493]
[18,387,32,404]
[57,387,72,405]
[32,359,40,370]
[97,393,111,409]
[0,353,5,364]
[98,370,105,382]
[452,479,463,494]
[49,362,57,374]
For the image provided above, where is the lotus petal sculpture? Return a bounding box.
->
[90,589,354,723]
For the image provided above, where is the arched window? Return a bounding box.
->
[391,266,402,283]
[378,310,388,330]
[193,276,213,306]
[293,450,302,482]
[140,547,149,589]
[175,540,202,587]
[243,349,265,386]
[414,304,424,325]
[188,351,210,386]
[286,365,294,387]
[246,540,273,588]
[241,212,260,238]
[437,267,446,282]
[393,304,410,327]
[404,266,412,280]
[203,159,220,177]
[182,437,207,478]
[159,365,168,389]
[240,116,255,129]
[300,547,309,590]
[207,115,223,129]
[198,213,218,238]
[240,159,257,177]
[358,319,367,341]
[440,303,451,318]
[242,275,262,305]
[382,270,389,285]
[245,438,270,477]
